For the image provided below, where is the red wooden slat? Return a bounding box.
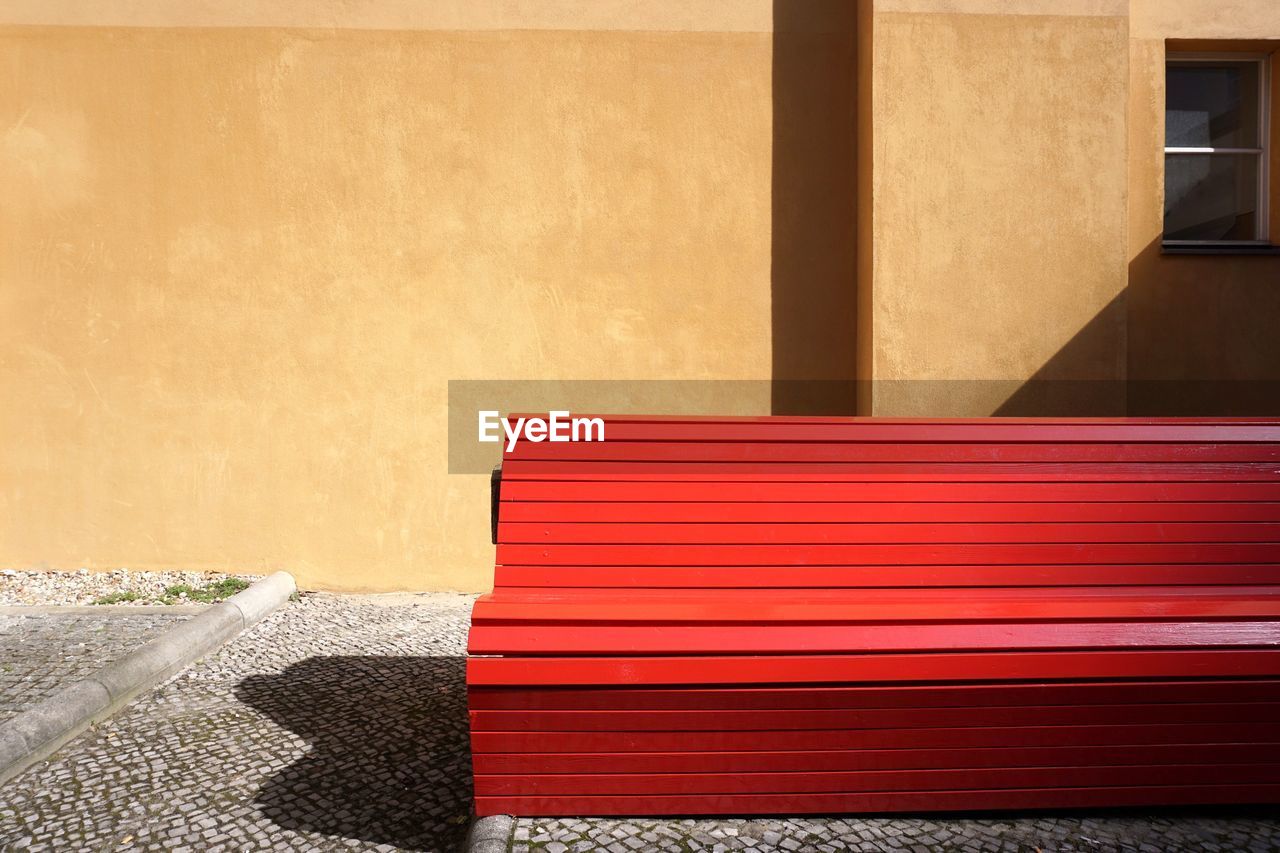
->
[496,542,1280,567]
[470,722,1280,754]
[500,481,1280,502]
[470,703,1280,733]
[502,500,1280,523]
[473,743,1280,774]
[500,461,1280,481]
[505,441,1280,463]
[475,763,1280,796]
[493,566,1280,589]
[474,784,1280,817]
[472,587,1280,623]
[468,621,1280,656]
[494,564,1280,588]
[497,521,1280,545]
[466,649,1280,686]
[467,680,1280,711]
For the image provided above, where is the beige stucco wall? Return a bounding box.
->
[861,0,1280,417]
[1126,1,1280,415]
[860,0,1130,416]
[1129,0,1280,42]
[8,0,1280,591]
[0,3,864,592]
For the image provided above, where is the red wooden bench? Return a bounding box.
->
[467,416,1280,816]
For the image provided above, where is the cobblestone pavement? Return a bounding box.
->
[2,592,1278,852]
[0,593,475,852]
[512,812,1280,853]
[0,610,193,724]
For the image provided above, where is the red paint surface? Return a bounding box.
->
[467,416,1280,815]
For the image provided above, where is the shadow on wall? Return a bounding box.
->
[996,238,1280,416]
[236,656,471,852]
[1124,237,1280,416]
[993,293,1129,417]
[770,0,858,416]
[766,5,1279,420]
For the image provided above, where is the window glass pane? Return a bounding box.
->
[1166,61,1260,148]
[1164,153,1260,240]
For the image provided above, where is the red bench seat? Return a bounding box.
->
[467,416,1280,816]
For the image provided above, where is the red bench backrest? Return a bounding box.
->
[494,415,1280,591]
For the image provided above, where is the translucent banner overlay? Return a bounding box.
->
[446,379,1280,474]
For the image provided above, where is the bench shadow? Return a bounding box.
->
[235,655,471,853]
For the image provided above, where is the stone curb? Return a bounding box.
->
[466,814,515,853]
[0,571,296,787]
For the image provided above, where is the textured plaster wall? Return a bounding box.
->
[10,0,1280,591]
[1126,1,1280,414]
[0,21,783,591]
[862,2,1130,416]
[0,1,775,32]
[1129,0,1280,42]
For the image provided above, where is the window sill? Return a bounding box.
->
[1161,242,1280,256]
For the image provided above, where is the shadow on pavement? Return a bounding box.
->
[236,655,471,852]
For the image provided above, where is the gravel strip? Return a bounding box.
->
[0,569,260,607]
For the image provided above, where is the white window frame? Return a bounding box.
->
[1164,51,1271,245]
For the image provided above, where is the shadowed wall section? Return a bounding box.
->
[994,294,1128,416]
[769,0,858,416]
[1001,3,1280,417]
[1124,9,1280,415]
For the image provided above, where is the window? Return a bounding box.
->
[1165,53,1270,244]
